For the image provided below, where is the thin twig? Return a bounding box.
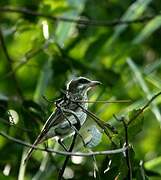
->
[0,131,127,156]
[42,95,131,104]
[58,133,77,180]
[113,115,132,179]
[128,91,161,125]
[122,119,132,180]
[0,28,23,99]
[0,7,161,27]
[74,100,132,103]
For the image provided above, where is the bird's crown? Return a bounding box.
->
[67,77,101,94]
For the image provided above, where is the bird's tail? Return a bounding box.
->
[24,111,57,164]
[23,131,45,164]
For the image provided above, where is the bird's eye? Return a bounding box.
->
[78,78,90,84]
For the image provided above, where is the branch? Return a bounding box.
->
[74,99,132,104]
[0,28,23,99]
[113,115,132,179]
[122,119,132,180]
[0,131,127,156]
[128,91,161,125]
[58,133,77,180]
[0,7,160,27]
[42,95,131,104]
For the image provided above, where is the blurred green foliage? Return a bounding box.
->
[0,0,161,179]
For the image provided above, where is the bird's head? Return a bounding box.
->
[67,77,101,95]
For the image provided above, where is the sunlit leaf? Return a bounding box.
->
[133,16,161,44]
[128,109,144,141]
[127,58,161,124]
[145,156,161,176]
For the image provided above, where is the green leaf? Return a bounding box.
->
[34,58,53,102]
[128,109,144,141]
[145,156,161,176]
[144,58,161,75]
[107,0,152,45]
[127,58,161,124]
[133,16,161,44]
[146,74,161,89]
[55,0,86,46]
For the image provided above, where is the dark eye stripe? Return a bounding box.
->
[78,78,90,84]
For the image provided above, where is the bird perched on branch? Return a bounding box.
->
[24,77,101,163]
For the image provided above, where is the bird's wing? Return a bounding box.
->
[42,108,63,130]
[24,108,64,163]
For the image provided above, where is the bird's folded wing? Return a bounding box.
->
[42,108,62,131]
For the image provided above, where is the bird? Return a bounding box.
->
[24,77,101,163]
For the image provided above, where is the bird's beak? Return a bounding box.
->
[88,80,102,87]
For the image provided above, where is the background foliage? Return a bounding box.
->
[0,0,161,179]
